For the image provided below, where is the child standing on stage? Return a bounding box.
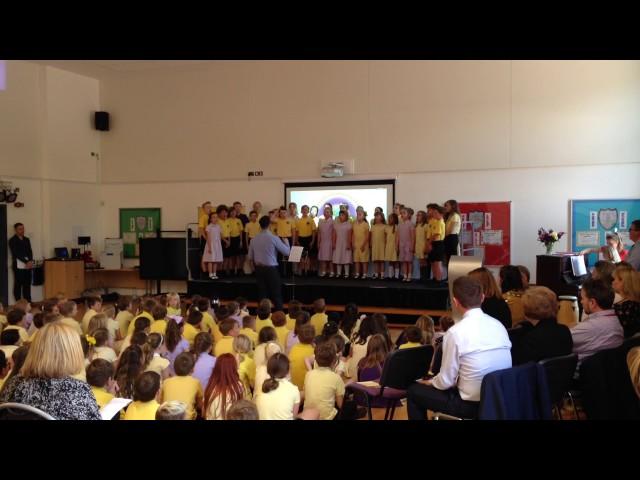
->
[227,207,244,276]
[370,211,387,279]
[198,202,212,272]
[277,207,294,276]
[398,208,416,282]
[352,210,370,279]
[332,210,353,279]
[317,206,335,278]
[244,210,261,274]
[203,212,223,280]
[370,206,383,227]
[294,205,317,276]
[385,213,400,280]
[415,210,429,282]
[217,205,232,277]
[427,204,446,282]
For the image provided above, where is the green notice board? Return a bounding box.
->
[119,208,162,258]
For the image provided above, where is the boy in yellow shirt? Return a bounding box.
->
[398,326,424,350]
[160,353,203,420]
[196,298,221,342]
[310,298,328,337]
[255,300,274,335]
[86,359,117,410]
[214,318,240,357]
[288,324,316,390]
[124,372,161,420]
[234,334,256,395]
[276,207,293,275]
[271,311,290,351]
[149,305,168,335]
[81,296,102,334]
[4,309,30,345]
[127,298,156,336]
[303,342,345,420]
[217,205,232,276]
[183,309,203,346]
[239,315,258,349]
[285,300,302,331]
[294,205,317,276]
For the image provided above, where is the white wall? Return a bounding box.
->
[99,60,640,183]
[1,62,101,303]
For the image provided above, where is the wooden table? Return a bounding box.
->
[84,268,150,293]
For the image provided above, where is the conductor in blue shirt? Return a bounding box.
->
[248,215,291,310]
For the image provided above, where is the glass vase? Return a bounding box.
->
[545,243,554,255]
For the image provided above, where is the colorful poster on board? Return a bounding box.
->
[119,208,162,258]
[570,199,640,267]
[459,202,511,266]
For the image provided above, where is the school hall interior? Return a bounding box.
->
[1,59,639,421]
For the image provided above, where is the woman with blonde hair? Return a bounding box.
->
[469,267,512,329]
[0,322,101,419]
[612,265,640,337]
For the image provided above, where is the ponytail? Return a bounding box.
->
[142,333,163,369]
[262,353,289,394]
[262,377,279,394]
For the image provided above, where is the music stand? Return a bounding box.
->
[288,246,304,300]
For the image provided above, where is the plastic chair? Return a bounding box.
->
[0,403,56,420]
[346,345,434,420]
[539,353,579,419]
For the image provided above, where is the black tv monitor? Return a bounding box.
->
[139,238,188,280]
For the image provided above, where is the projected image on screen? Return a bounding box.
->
[285,181,395,221]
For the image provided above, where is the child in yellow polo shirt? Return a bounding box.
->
[195,298,221,342]
[288,324,316,390]
[86,359,116,410]
[352,210,371,279]
[294,205,317,275]
[81,296,102,334]
[303,342,345,420]
[160,352,203,420]
[149,305,168,335]
[234,334,256,396]
[239,315,258,349]
[127,298,156,336]
[214,318,240,357]
[124,371,161,420]
[310,298,328,337]
[4,309,30,346]
[398,326,424,350]
[255,300,274,335]
[271,310,290,351]
[166,292,182,317]
[183,309,203,346]
[286,300,302,331]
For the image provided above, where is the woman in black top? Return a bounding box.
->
[510,286,573,365]
[0,322,101,420]
[468,267,512,329]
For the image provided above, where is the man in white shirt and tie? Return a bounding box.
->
[407,276,512,419]
[626,220,640,271]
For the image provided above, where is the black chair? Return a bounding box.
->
[576,336,640,420]
[539,353,578,419]
[346,345,434,420]
[0,403,56,420]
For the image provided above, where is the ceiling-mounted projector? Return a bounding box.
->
[321,162,344,178]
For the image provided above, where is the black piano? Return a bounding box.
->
[536,254,589,298]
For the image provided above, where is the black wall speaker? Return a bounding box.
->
[95,111,110,131]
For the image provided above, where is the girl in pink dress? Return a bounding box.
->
[332,210,353,279]
[202,212,223,280]
[398,208,416,282]
[317,206,335,278]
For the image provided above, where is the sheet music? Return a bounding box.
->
[100,397,132,420]
[16,259,27,270]
[571,255,587,277]
[288,246,304,263]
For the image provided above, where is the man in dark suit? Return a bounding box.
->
[8,223,33,302]
[510,286,573,365]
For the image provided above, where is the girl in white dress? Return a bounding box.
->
[202,212,223,280]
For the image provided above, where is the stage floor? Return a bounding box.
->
[187,274,450,311]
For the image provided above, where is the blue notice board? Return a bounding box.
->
[570,198,640,267]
